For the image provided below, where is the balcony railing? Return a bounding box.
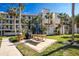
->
[4,32,20,35]
[77,28,79,33]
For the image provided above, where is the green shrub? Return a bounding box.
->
[0,37,2,47]
[9,36,18,43]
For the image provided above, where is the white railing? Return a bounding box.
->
[4,32,20,35]
[0,28,23,30]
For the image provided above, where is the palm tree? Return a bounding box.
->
[44,12,53,35]
[38,14,46,34]
[8,7,18,35]
[0,13,6,36]
[30,15,45,34]
[72,3,75,41]
[21,16,29,32]
[47,13,53,25]
[18,3,25,34]
[58,13,68,34]
[59,13,65,34]
[31,16,39,34]
[0,14,6,20]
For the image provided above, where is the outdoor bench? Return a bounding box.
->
[32,34,46,42]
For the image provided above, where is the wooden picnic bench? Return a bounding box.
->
[32,34,46,42]
[17,33,25,41]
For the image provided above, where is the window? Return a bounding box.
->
[6,15,9,18]
[3,20,6,23]
[28,16,31,19]
[16,20,19,23]
[3,25,8,29]
[10,16,12,18]
[45,15,49,19]
[10,25,12,29]
[6,25,8,29]
[16,25,19,28]
[0,25,1,29]
[16,16,18,18]
[10,20,13,24]
[65,19,68,21]
[6,20,8,23]
[0,21,1,23]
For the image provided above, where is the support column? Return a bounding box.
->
[74,24,77,34]
[60,25,65,34]
[60,27,62,34]
[62,25,65,34]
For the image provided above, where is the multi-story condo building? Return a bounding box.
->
[0,10,61,36]
[0,9,78,36]
[41,9,71,35]
[41,9,61,35]
[0,12,37,36]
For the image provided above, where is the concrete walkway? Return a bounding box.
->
[0,38,22,56]
[25,39,57,53]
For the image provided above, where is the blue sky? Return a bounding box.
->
[0,3,79,16]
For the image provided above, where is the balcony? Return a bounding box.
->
[4,32,20,35]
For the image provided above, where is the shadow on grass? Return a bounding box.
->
[42,44,70,56]
[42,42,79,56]
[61,35,79,38]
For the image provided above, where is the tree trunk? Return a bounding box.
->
[19,4,22,33]
[47,17,50,35]
[61,18,64,35]
[72,3,75,41]
[14,16,17,35]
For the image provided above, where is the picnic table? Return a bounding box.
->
[32,34,46,42]
[17,33,25,41]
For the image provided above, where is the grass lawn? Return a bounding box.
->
[16,34,79,56]
[47,34,79,42]
[0,37,2,47]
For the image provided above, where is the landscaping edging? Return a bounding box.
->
[16,46,24,56]
[16,43,39,56]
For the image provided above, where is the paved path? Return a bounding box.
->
[25,39,57,53]
[0,38,22,56]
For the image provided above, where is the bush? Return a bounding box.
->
[9,36,18,43]
[0,37,2,47]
